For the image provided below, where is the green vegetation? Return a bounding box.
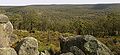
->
[13,30,74,53]
[0,4,120,55]
[98,36,120,55]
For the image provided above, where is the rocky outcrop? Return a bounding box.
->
[0,14,17,55]
[0,14,13,48]
[15,37,39,55]
[59,35,114,55]
[0,14,40,55]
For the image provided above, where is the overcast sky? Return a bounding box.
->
[0,0,120,6]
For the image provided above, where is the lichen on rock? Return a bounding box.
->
[15,37,39,55]
[0,48,17,55]
[0,14,17,55]
[59,35,114,55]
[0,14,13,48]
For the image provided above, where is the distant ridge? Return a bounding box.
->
[0,3,120,7]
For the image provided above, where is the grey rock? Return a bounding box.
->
[0,14,13,48]
[0,34,9,48]
[15,37,39,55]
[0,48,17,55]
[59,35,114,55]
[70,46,85,55]
[5,21,13,35]
[60,52,74,55]
[8,34,18,46]
[0,14,9,23]
[0,14,17,55]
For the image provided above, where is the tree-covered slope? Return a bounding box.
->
[0,4,120,55]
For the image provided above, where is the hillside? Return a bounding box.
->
[0,4,120,55]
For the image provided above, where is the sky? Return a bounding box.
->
[0,0,120,6]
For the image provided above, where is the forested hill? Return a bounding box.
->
[0,4,120,36]
[0,4,120,55]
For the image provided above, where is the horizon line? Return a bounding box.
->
[0,2,120,6]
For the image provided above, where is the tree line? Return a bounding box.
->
[0,6,120,36]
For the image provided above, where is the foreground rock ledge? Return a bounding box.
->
[0,48,17,55]
[59,35,114,55]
